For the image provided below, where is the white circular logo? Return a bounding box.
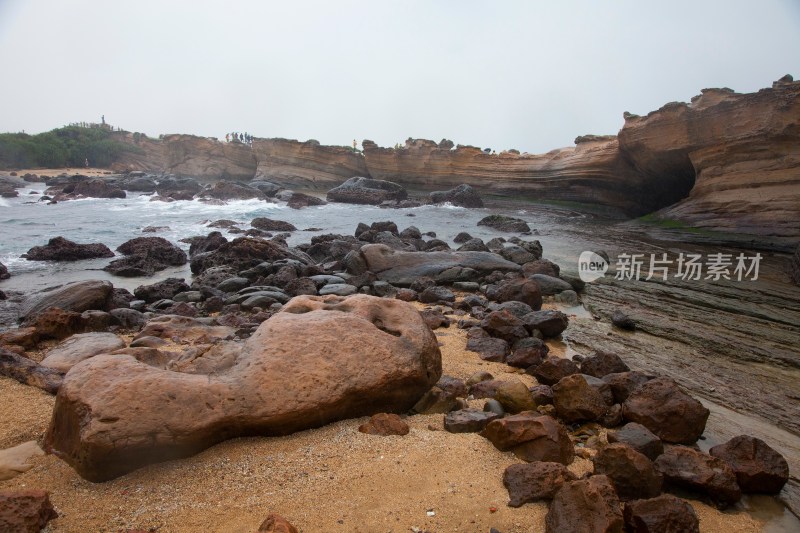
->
[578,251,608,282]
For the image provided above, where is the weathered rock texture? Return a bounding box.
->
[45,294,441,481]
[621,78,800,237]
[112,133,257,181]
[94,78,800,238]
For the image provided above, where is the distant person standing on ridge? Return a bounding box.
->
[352,139,357,152]
[84,158,89,168]
[225,133,229,143]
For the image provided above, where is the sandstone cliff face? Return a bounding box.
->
[251,138,369,189]
[112,134,257,182]
[362,137,655,215]
[618,78,800,237]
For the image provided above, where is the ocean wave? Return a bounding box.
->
[0,198,9,208]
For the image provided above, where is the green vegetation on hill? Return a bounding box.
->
[0,126,138,169]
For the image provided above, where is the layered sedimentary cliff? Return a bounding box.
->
[251,138,369,189]
[99,78,799,237]
[619,77,800,237]
[112,134,257,182]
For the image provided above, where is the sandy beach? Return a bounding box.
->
[0,303,764,532]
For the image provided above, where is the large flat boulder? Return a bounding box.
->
[40,332,126,373]
[22,237,114,261]
[18,280,113,322]
[326,176,408,205]
[358,244,520,286]
[45,294,441,481]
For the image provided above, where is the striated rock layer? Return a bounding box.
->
[620,77,800,237]
[102,78,799,237]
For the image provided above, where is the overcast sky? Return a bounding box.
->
[1,0,798,153]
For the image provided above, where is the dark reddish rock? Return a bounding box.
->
[453,232,473,243]
[105,236,187,277]
[503,462,575,507]
[480,309,529,343]
[522,259,560,278]
[257,513,299,533]
[611,310,636,330]
[0,347,64,394]
[444,408,501,433]
[284,191,326,209]
[506,337,548,368]
[485,278,543,310]
[0,261,9,280]
[599,403,624,428]
[284,277,317,297]
[530,384,554,405]
[190,237,310,275]
[358,413,410,436]
[602,371,651,403]
[580,350,630,378]
[623,494,699,533]
[251,218,297,232]
[18,280,113,322]
[465,336,509,362]
[593,443,663,501]
[552,374,608,423]
[581,374,615,406]
[134,278,190,303]
[410,385,458,414]
[623,377,709,444]
[430,184,484,207]
[468,379,509,399]
[545,475,624,533]
[418,286,455,304]
[529,356,579,386]
[436,375,467,398]
[69,179,125,199]
[23,236,114,261]
[419,309,450,330]
[21,308,85,341]
[327,176,408,205]
[478,215,530,233]
[521,310,568,337]
[608,422,664,461]
[654,446,741,508]
[496,381,537,414]
[481,413,574,464]
[186,231,228,258]
[0,489,59,533]
[708,435,789,494]
[395,288,417,301]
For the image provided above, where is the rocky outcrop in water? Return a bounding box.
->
[104,237,187,277]
[326,176,408,205]
[22,237,114,261]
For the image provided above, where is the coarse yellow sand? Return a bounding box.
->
[0,307,765,532]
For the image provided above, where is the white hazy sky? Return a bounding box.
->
[1,0,798,153]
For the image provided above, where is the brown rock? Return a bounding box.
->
[623,377,709,444]
[481,413,574,464]
[468,379,509,399]
[607,422,664,461]
[480,309,529,343]
[654,446,741,508]
[529,356,579,386]
[623,494,699,533]
[503,462,575,507]
[358,413,410,436]
[251,218,297,232]
[40,332,126,373]
[45,295,441,481]
[18,280,113,322]
[410,386,458,414]
[602,371,651,403]
[506,337,548,368]
[0,489,59,533]
[580,350,630,378]
[105,236,187,277]
[22,236,114,261]
[444,408,501,433]
[190,236,311,275]
[485,278,543,310]
[326,176,408,205]
[23,308,85,341]
[0,441,44,481]
[545,475,624,533]
[465,336,509,362]
[552,374,608,423]
[133,315,235,345]
[708,435,789,494]
[495,381,536,414]
[257,512,299,533]
[593,443,662,501]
